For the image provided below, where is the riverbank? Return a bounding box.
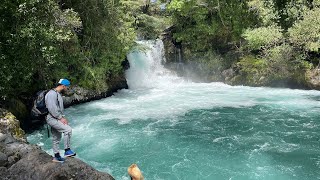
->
[0,108,115,180]
[0,69,129,179]
[162,33,320,90]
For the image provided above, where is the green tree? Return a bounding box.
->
[238,0,317,87]
[288,8,320,53]
[167,0,257,52]
[0,0,82,98]
[0,0,137,100]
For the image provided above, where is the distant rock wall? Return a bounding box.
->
[64,73,128,108]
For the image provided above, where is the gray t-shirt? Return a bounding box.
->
[45,89,64,120]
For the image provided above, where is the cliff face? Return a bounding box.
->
[0,108,114,180]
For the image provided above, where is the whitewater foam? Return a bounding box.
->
[27,40,320,180]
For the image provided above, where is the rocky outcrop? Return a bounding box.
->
[0,108,114,180]
[63,85,117,108]
[222,68,236,82]
[306,69,320,89]
[161,26,182,64]
[63,73,128,108]
[0,109,25,141]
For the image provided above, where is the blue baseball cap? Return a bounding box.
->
[58,79,71,86]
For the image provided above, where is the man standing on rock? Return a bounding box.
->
[45,79,76,162]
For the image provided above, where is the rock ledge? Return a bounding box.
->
[0,108,114,180]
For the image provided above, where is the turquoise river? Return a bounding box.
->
[28,40,320,180]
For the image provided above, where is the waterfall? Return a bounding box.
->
[176,48,184,72]
[125,39,182,89]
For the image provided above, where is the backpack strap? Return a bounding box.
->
[52,88,61,108]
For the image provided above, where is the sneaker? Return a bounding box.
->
[64,149,76,157]
[52,156,65,163]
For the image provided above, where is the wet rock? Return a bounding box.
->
[7,154,20,167]
[18,144,36,157]
[4,135,15,144]
[0,152,8,167]
[0,166,8,178]
[0,133,6,142]
[3,144,16,157]
[7,149,114,180]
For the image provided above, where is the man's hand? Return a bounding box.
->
[60,117,68,125]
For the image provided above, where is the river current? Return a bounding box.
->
[28,40,320,180]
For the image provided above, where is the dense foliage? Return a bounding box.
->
[0,0,138,101]
[1,0,320,102]
[237,0,320,86]
[167,0,257,52]
[167,0,320,87]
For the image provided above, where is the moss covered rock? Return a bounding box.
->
[0,108,25,141]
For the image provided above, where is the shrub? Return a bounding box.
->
[236,55,267,85]
[242,26,283,50]
[288,8,320,52]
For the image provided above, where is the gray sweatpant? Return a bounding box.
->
[46,117,72,154]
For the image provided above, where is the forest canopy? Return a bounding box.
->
[167,0,320,86]
[0,0,138,100]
